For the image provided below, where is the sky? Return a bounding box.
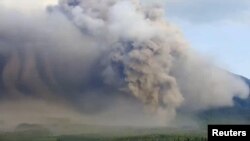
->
[164,0,250,78]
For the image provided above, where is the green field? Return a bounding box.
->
[59,134,207,141]
[0,134,207,141]
[0,129,208,141]
[0,123,208,141]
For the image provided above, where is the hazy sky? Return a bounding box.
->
[164,0,250,78]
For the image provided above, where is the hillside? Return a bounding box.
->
[199,75,250,123]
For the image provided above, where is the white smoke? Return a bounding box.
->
[0,0,249,128]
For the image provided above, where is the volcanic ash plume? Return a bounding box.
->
[0,0,249,127]
[59,0,186,118]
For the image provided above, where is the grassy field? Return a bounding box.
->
[0,135,207,141]
[0,123,208,141]
[0,132,207,141]
[58,134,207,141]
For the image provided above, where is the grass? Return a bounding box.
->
[0,132,207,141]
[0,123,208,141]
[59,134,207,141]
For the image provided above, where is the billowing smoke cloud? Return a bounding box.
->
[0,0,249,130]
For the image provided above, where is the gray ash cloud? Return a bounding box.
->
[0,0,248,128]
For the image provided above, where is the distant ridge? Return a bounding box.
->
[199,74,250,123]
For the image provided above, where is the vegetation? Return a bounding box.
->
[0,123,208,141]
[59,134,207,141]
[0,132,207,141]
